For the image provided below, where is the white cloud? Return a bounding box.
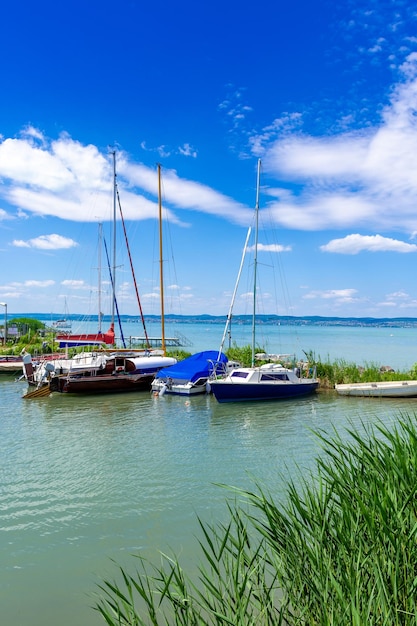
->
[303,289,358,302]
[61,279,87,288]
[0,208,12,221]
[178,143,197,158]
[4,50,417,238]
[12,234,78,250]
[119,159,252,225]
[247,242,292,253]
[320,234,417,254]
[0,131,255,228]
[248,52,417,233]
[24,280,55,287]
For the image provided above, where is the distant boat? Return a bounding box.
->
[335,380,417,398]
[52,319,72,330]
[54,323,116,348]
[210,159,319,404]
[152,350,229,396]
[51,298,72,330]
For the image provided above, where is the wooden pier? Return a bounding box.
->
[127,332,192,349]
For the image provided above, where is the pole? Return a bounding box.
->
[251,159,261,367]
[111,150,117,325]
[157,164,166,355]
[0,303,7,346]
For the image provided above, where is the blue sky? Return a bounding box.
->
[2,0,417,319]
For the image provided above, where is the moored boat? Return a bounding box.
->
[152,350,229,396]
[52,319,72,331]
[210,363,319,403]
[210,159,319,404]
[23,350,177,396]
[335,380,417,398]
[55,324,115,348]
[0,355,24,374]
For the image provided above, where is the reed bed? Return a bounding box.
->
[95,416,417,625]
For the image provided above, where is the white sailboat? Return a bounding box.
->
[51,298,72,330]
[209,159,319,403]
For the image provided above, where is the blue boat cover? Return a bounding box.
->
[155,350,227,383]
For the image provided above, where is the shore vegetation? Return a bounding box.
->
[95,415,417,625]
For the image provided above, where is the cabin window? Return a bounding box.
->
[260,373,289,381]
[231,371,249,379]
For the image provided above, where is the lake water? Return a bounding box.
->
[40,315,417,372]
[1,321,417,625]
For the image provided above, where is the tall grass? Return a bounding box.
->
[95,416,417,625]
[302,350,417,388]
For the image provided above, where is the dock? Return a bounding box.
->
[127,332,192,348]
[0,356,23,374]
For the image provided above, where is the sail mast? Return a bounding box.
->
[98,222,103,333]
[111,150,117,326]
[251,159,261,368]
[157,164,166,355]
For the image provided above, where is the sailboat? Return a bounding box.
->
[209,159,319,403]
[51,298,72,331]
[151,350,231,396]
[23,154,177,397]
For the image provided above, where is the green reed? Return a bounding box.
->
[301,350,417,387]
[95,416,417,625]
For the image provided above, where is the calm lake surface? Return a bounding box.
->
[2,321,417,625]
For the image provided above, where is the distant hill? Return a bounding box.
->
[16,313,417,329]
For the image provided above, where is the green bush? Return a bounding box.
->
[95,416,417,625]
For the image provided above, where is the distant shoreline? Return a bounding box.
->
[12,313,417,329]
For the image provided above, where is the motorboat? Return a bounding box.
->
[152,350,229,396]
[335,380,417,398]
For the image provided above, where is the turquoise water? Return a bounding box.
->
[37,315,417,371]
[1,322,417,625]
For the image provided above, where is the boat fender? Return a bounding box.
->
[22,354,35,384]
[159,383,167,397]
[205,381,211,393]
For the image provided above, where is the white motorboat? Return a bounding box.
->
[335,380,417,397]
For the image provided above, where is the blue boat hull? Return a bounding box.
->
[210,380,319,403]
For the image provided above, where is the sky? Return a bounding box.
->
[2,0,417,320]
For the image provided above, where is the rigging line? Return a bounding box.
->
[116,188,150,348]
[218,226,252,360]
[103,236,126,348]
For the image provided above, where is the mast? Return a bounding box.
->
[111,150,117,326]
[98,222,103,332]
[157,164,166,355]
[251,159,261,368]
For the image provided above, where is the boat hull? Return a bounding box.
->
[152,350,227,396]
[335,381,417,398]
[50,372,154,394]
[210,380,319,403]
[152,380,209,396]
